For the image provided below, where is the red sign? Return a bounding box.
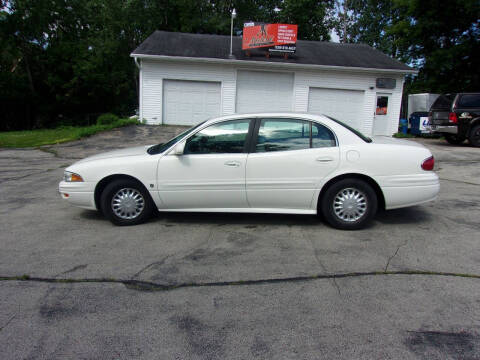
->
[242,23,298,51]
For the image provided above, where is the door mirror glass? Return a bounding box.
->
[171,141,185,155]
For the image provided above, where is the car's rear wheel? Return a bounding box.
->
[320,178,378,230]
[468,124,480,147]
[101,179,154,226]
[445,134,465,145]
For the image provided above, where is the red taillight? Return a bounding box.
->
[421,156,435,171]
[448,112,458,123]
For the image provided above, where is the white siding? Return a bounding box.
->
[163,80,221,125]
[140,60,236,124]
[294,70,404,136]
[308,88,365,130]
[236,70,294,113]
[388,77,405,135]
[139,58,405,135]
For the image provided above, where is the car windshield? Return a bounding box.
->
[325,115,372,143]
[147,121,206,155]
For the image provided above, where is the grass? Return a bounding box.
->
[0,118,140,148]
[393,132,444,140]
[393,132,416,138]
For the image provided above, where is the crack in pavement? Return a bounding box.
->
[438,159,480,163]
[130,224,216,280]
[56,264,88,277]
[131,255,173,280]
[439,177,480,186]
[302,228,341,295]
[0,314,16,332]
[0,169,58,184]
[37,147,81,160]
[1,271,478,292]
[385,239,409,272]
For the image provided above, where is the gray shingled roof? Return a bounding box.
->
[132,30,413,72]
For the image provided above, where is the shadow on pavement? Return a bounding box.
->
[375,206,432,225]
[79,206,432,228]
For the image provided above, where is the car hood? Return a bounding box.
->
[370,136,425,148]
[74,145,152,164]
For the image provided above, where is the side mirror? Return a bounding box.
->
[171,141,185,155]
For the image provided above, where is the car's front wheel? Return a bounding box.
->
[320,178,378,230]
[100,179,154,226]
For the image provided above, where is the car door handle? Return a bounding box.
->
[316,157,334,162]
[224,161,241,167]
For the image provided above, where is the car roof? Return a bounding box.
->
[204,112,330,124]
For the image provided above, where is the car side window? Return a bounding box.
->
[255,118,336,152]
[312,123,336,148]
[184,119,251,154]
[457,94,480,108]
[256,119,310,152]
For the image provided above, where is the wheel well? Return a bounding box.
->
[317,173,386,211]
[467,118,480,137]
[94,174,151,212]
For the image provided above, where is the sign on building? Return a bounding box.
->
[242,23,298,53]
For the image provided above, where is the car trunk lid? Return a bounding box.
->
[370,136,426,148]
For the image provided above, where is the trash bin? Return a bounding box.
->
[399,118,408,134]
[409,111,429,135]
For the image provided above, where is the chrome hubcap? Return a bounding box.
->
[111,188,145,220]
[333,187,367,222]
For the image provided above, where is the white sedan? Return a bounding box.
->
[59,113,439,230]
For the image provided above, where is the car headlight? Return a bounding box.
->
[63,171,84,182]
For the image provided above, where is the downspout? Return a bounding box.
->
[133,57,143,122]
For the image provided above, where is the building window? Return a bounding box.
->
[376,96,389,115]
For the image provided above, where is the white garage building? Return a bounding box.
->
[131,31,416,136]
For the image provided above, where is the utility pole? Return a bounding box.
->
[229,8,237,59]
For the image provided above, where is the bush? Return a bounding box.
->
[96,113,119,125]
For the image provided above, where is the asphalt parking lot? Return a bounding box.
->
[1,125,479,359]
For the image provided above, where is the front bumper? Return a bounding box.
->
[58,181,97,210]
[430,125,458,134]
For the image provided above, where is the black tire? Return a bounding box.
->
[468,124,480,147]
[100,178,154,226]
[445,134,465,145]
[320,178,378,230]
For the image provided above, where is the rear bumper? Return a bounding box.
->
[377,173,440,210]
[430,125,457,134]
[58,181,97,210]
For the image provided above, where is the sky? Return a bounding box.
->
[330,29,340,43]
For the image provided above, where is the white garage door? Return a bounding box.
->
[163,80,221,125]
[308,88,364,130]
[236,71,294,113]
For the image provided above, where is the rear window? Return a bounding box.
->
[457,94,480,108]
[325,116,372,143]
[431,94,456,110]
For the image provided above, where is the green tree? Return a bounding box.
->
[389,0,479,93]
[334,0,401,57]
[334,0,479,93]
[278,0,335,41]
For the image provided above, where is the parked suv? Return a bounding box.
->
[429,93,480,147]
